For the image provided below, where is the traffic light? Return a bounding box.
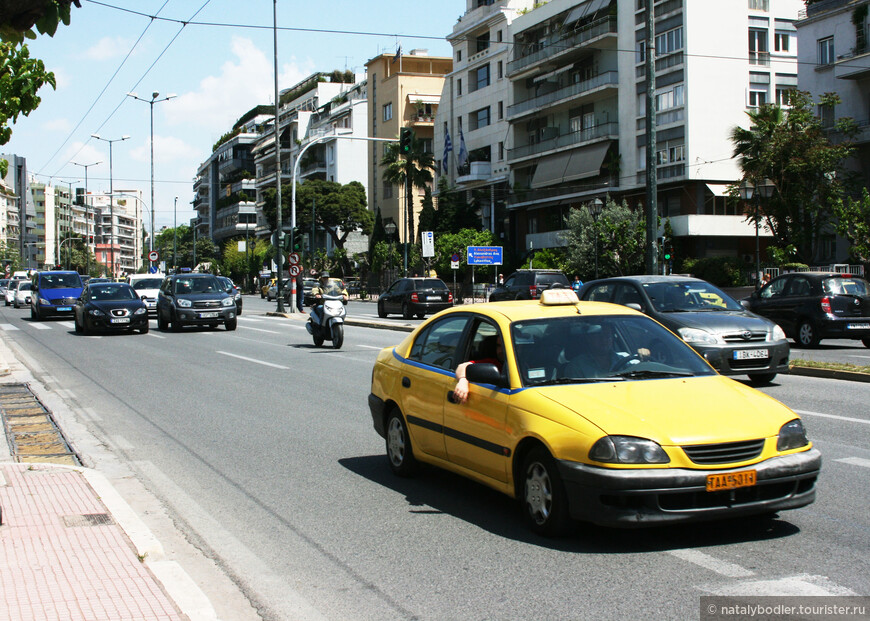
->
[291,227,301,251]
[663,237,673,262]
[399,127,412,154]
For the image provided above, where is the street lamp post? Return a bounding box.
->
[72,160,101,277]
[91,134,129,278]
[589,198,604,279]
[739,178,775,288]
[173,196,178,271]
[384,220,397,288]
[126,91,176,263]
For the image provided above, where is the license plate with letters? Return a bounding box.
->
[706,470,757,492]
[199,312,219,318]
[427,296,442,301]
[57,306,72,312]
[733,349,768,360]
[847,323,870,330]
[110,317,130,324]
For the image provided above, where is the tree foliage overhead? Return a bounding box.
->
[0,0,80,43]
[563,198,647,281]
[729,91,856,264]
[832,187,870,263]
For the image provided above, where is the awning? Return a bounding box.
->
[706,183,731,197]
[563,0,609,26]
[531,141,611,188]
[407,94,440,105]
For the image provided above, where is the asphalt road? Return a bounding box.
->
[0,296,867,620]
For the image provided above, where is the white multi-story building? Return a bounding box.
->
[436,0,534,239]
[438,0,803,267]
[89,188,143,276]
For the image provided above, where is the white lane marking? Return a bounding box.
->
[668,549,754,578]
[835,457,870,469]
[147,332,166,338]
[56,321,74,329]
[845,354,870,359]
[0,323,20,331]
[243,327,280,334]
[358,345,383,350]
[30,323,51,330]
[238,316,264,322]
[708,574,856,596]
[216,350,289,369]
[795,409,870,425]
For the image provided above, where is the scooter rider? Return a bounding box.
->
[311,271,347,322]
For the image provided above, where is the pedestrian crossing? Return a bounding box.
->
[0,314,276,334]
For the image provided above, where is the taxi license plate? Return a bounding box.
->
[847,323,870,330]
[733,348,768,360]
[57,306,72,312]
[110,317,130,324]
[706,470,756,492]
[199,312,219,318]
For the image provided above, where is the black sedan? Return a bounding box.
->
[377,277,453,319]
[74,282,149,335]
[579,275,790,384]
[741,271,870,348]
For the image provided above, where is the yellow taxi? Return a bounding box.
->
[261,277,277,299]
[368,289,820,535]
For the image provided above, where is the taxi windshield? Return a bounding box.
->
[510,315,715,386]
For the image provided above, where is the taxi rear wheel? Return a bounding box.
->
[521,446,570,537]
[386,410,417,476]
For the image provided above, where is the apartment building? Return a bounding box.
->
[30,181,75,268]
[89,188,143,276]
[796,0,870,185]
[437,0,533,240]
[0,153,36,266]
[435,0,803,265]
[251,72,362,246]
[366,51,452,244]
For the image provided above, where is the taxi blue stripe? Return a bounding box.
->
[390,347,527,395]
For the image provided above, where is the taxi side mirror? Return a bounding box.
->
[466,363,504,387]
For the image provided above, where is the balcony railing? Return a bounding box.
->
[507,71,619,118]
[508,122,618,161]
[508,16,616,76]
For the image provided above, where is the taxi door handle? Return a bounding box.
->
[447,391,458,404]
[402,377,411,388]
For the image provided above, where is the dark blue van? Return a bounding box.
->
[31,271,83,320]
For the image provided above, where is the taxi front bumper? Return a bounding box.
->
[556,448,821,527]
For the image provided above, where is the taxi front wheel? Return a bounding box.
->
[386,410,417,477]
[521,446,570,537]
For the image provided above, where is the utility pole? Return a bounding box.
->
[72,160,100,277]
[273,0,285,312]
[644,2,658,275]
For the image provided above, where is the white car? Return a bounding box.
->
[13,281,33,308]
[127,274,164,316]
[5,279,24,306]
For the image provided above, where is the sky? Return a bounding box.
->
[4,0,457,232]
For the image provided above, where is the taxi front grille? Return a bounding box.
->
[682,439,765,465]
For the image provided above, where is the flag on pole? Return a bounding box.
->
[392,45,402,64]
[457,128,468,168]
[442,127,453,173]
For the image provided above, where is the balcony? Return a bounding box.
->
[456,161,492,185]
[508,122,618,162]
[507,71,618,119]
[508,16,617,78]
[835,48,870,80]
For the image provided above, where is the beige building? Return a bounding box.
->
[365,50,452,244]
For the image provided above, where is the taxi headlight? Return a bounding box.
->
[221,297,235,307]
[177,298,192,308]
[589,436,670,464]
[677,327,723,345]
[777,419,808,451]
[770,325,787,342]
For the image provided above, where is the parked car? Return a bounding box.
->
[261,277,277,299]
[344,277,362,295]
[377,277,453,319]
[127,274,164,316]
[217,276,243,315]
[13,281,33,308]
[30,270,83,320]
[74,282,149,335]
[267,278,290,302]
[0,278,9,297]
[488,269,570,301]
[5,279,24,306]
[156,273,237,331]
[740,271,870,348]
[368,289,820,535]
[578,275,790,384]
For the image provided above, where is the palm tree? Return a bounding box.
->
[381,131,435,245]
[730,104,783,182]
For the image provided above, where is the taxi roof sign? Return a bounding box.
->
[539,288,579,305]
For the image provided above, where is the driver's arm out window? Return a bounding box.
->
[408,316,468,371]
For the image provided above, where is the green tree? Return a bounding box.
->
[832,187,870,263]
[431,228,498,281]
[381,131,435,243]
[729,91,856,264]
[563,198,647,280]
[432,176,481,233]
[294,179,373,252]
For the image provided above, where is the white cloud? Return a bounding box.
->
[82,36,134,61]
[166,36,313,141]
[42,118,72,133]
[128,135,199,165]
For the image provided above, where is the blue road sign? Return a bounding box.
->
[467,246,503,265]
[149,265,158,274]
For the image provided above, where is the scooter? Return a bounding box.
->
[306,294,346,349]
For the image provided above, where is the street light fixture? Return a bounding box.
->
[72,160,101,276]
[90,134,129,277]
[589,197,604,279]
[739,178,775,288]
[126,91,176,262]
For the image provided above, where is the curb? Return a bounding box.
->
[788,365,870,383]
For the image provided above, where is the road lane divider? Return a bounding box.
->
[215,351,290,369]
